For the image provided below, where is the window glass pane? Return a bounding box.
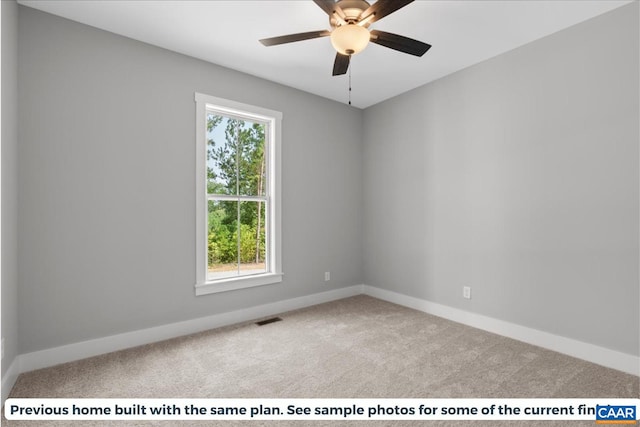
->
[206,114,235,195]
[207,199,268,281]
[237,121,267,197]
[239,201,267,276]
[207,199,238,280]
[207,114,266,197]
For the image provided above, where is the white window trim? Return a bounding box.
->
[194,93,283,295]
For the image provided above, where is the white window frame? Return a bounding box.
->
[194,93,282,295]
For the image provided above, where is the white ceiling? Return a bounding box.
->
[18,0,631,108]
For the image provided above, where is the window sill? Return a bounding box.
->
[195,272,283,296]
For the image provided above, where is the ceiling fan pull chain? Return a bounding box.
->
[348,54,352,105]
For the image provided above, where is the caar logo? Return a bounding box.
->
[596,405,637,424]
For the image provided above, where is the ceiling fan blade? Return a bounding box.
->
[259,30,331,46]
[332,53,350,76]
[370,30,431,57]
[358,0,414,24]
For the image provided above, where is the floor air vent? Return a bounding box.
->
[255,317,282,326]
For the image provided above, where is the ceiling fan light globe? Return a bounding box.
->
[330,24,370,55]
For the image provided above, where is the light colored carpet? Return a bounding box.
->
[3,295,638,426]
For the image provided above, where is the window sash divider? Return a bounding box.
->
[207,194,268,202]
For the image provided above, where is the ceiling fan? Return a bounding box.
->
[259,0,431,76]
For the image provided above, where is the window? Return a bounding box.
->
[195,93,282,295]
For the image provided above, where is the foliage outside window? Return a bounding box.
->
[195,93,282,295]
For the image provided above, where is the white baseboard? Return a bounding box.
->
[362,284,640,377]
[2,356,21,403]
[19,285,364,374]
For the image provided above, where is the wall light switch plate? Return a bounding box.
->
[463,286,471,299]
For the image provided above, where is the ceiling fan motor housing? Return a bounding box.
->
[330,0,371,27]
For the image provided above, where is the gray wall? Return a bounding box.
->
[363,3,639,356]
[17,6,363,354]
[2,0,20,376]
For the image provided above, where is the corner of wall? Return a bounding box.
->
[1,0,21,396]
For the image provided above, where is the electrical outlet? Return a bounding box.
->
[1,338,4,360]
[463,286,471,299]
[324,272,331,281]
